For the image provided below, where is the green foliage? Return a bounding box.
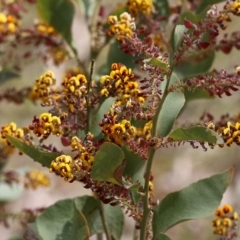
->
[91,142,125,186]
[75,0,95,20]
[6,136,60,167]
[152,168,233,238]
[173,25,187,52]
[1,1,239,239]
[103,204,124,239]
[0,70,19,84]
[75,196,124,239]
[156,233,172,240]
[30,198,90,240]
[107,40,137,69]
[174,53,215,80]
[153,0,170,17]
[169,126,224,144]
[143,58,169,72]
[122,146,145,184]
[90,97,114,137]
[28,196,124,240]
[155,92,185,137]
[37,0,74,46]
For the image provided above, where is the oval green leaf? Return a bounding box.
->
[75,196,124,239]
[74,196,102,236]
[122,146,145,185]
[6,136,60,167]
[155,92,185,137]
[174,53,215,80]
[91,142,125,186]
[168,126,224,144]
[143,58,168,72]
[173,25,187,52]
[152,168,233,238]
[37,0,74,45]
[103,204,124,240]
[34,199,90,240]
[90,97,114,137]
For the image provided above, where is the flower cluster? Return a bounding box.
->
[71,134,95,170]
[34,21,56,36]
[1,122,25,144]
[100,63,146,106]
[127,0,153,17]
[100,114,136,146]
[62,74,88,113]
[213,204,239,238]
[49,155,75,181]
[50,134,96,181]
[24,169,50,189]
[225,0,240,15]
[0,12,20,38]
[99,110,152,146]
[49,47,68,65]
[29,71,56,104]
[108,12,136,42]
[29,113,62,138]
[206,121,240,147]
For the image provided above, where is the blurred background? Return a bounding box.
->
[1,0,240,239]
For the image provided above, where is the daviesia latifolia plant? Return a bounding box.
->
[1,0,240,239]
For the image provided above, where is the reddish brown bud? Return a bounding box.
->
[184,19,197,29]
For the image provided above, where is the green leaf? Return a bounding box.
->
[197,0,226,14]
[143,58,169,72]
[91,142,125,186]
[75,0,95,20]
[184,88,212,101]
[90,97,114,137]
[75,196,124,239]
[37,0,74,45]
[153,0,170,17]
[24,223,42,240]
[155,92,185,137]
[179,11,207,24]
[34,199,90,240]
[122,146,145,185]
[169,72,180,87]
[104,204,124,240]
[168,126,224,144]
[130,191,142,205]
[74,196,103,236]
[152,168,233,238]
[174,53,215,80]
[0,70,19,84]
[107,40,137,70]
[156,233,172,240]
[6,136,60,168]
[173,25,187,52]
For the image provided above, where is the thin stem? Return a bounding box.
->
[99,201,112,240]
[140,68,173,240]
[85,59,95,134]
[139,147,155,240]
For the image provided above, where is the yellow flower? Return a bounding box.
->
[127,0,153,17]
[25,170,50,189]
